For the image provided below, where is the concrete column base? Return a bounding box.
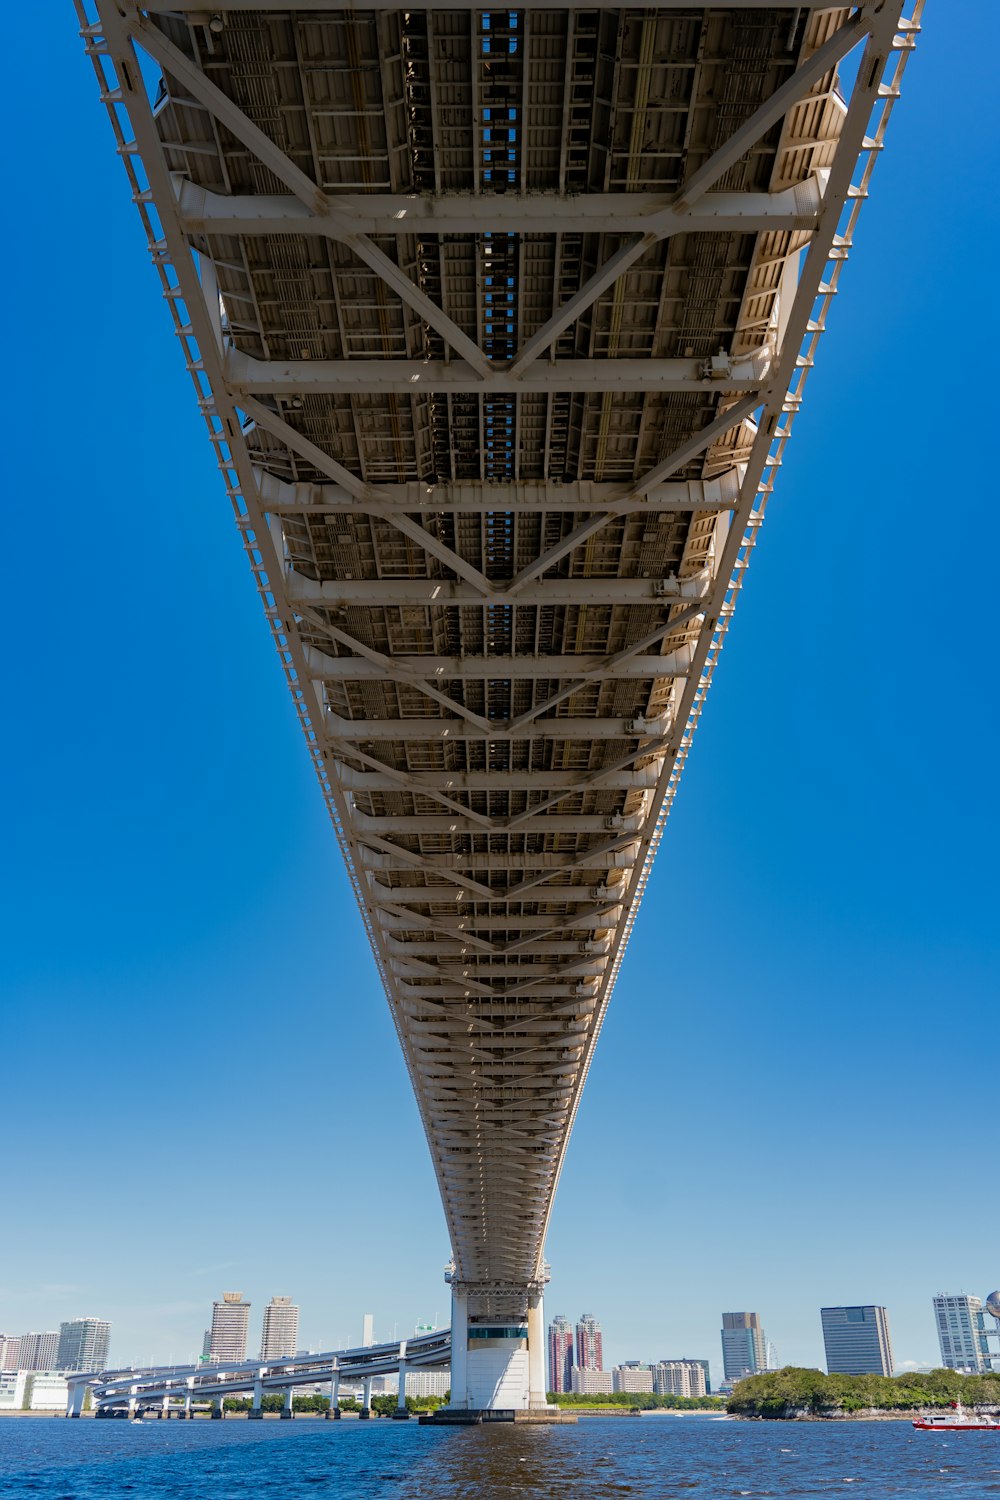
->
[325,1408,342,1420]
[358,1408,371,1420]
[418,1407,577,1425]
[248,1409,264,1420]
[211,1407,225,1420]
[280,1408,294,1420]
[391,1408,411,1420]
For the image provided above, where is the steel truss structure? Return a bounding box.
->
[78,2,920,1321]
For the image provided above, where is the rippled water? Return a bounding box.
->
[2,1414,999,1499]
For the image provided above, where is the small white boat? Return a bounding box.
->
[913,1401,1000,1432]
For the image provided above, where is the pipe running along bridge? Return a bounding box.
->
[77,0,919,1417]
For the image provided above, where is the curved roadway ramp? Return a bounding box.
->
[77,0,921,1413]
[64,1328,450,1418]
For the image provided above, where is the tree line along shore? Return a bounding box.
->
[727,1367,1000,1418]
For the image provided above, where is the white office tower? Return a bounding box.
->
[209,1293,250,1363]
[0,1337,21,1372]
[362,1314,374,1348]
[260,1297,300,1361]
[933,1294,991,1373]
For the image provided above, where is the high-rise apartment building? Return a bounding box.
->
[0,1336,21,1372]
[933,1295,991,1373]
[571,1367,613,1395]
[547,1315,573,1394]
[15,1333,60,1372]
[652,1359,708,1398]
[56,1319,111,1373]
[260,1297,299,1361]
[575,1314,603,1372]
[821,1306,894,1377]
[209,1293,250,1363]
[721,1312,767,1382]
[613,1363,654,1394]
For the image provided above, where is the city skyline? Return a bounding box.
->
[1,7,996,1380]
[2,1285,997,1386]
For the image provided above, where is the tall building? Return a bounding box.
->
[613,1363,654,1394]
[0,1336,21,1372]
[547,1315,573,1394]
[933,1294,991,1373]
[56,1319,111,1373]
[575,1314,603,1372]
[821,1306,894,1377]
[260,1297,300,1361]
[721,1312,767,1382]
[652,1360,708,1398]
[209,1293,250,1363]
[15,1333,60,1372]
[571,1367,613,1395]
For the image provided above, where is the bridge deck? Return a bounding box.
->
[79,1,919,1317]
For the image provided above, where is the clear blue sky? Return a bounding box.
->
[1,8,995,1383]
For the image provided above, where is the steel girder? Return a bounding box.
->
[79,0,920,1302]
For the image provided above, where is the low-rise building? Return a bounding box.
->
[0,1371,28,1410]
[406,1369,450,1398]
[26,1373,69,1411]
[613,1363,653,1394]
[570,1366,613,1395]
[652,1359,708,1398]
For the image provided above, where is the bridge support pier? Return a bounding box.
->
[325,1363,340,1418]
[211,1397,225,1419]
[358,1377,372,1419]
[431,1282,561,1421]
[281,1387,294,1419]
[66,1382,86,1419]
[249,1371,264,1419]
[393,1343,410,1419]
[527,1295,546,1409]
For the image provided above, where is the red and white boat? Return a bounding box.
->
[913,1401,1000,1431]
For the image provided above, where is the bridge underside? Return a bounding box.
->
[80,0,917,1410]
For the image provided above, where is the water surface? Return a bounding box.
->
[2,1413,998,1498]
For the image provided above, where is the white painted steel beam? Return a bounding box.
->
[331,716,670,741]
[228,350,766,396]
[176,179,824,240]
[288,573,710,607]
[255,471,742,516]
[306,648,692,681]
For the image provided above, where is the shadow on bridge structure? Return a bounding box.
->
[74,0,921,1418]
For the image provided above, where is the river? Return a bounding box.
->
[1,1412,997,1498]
